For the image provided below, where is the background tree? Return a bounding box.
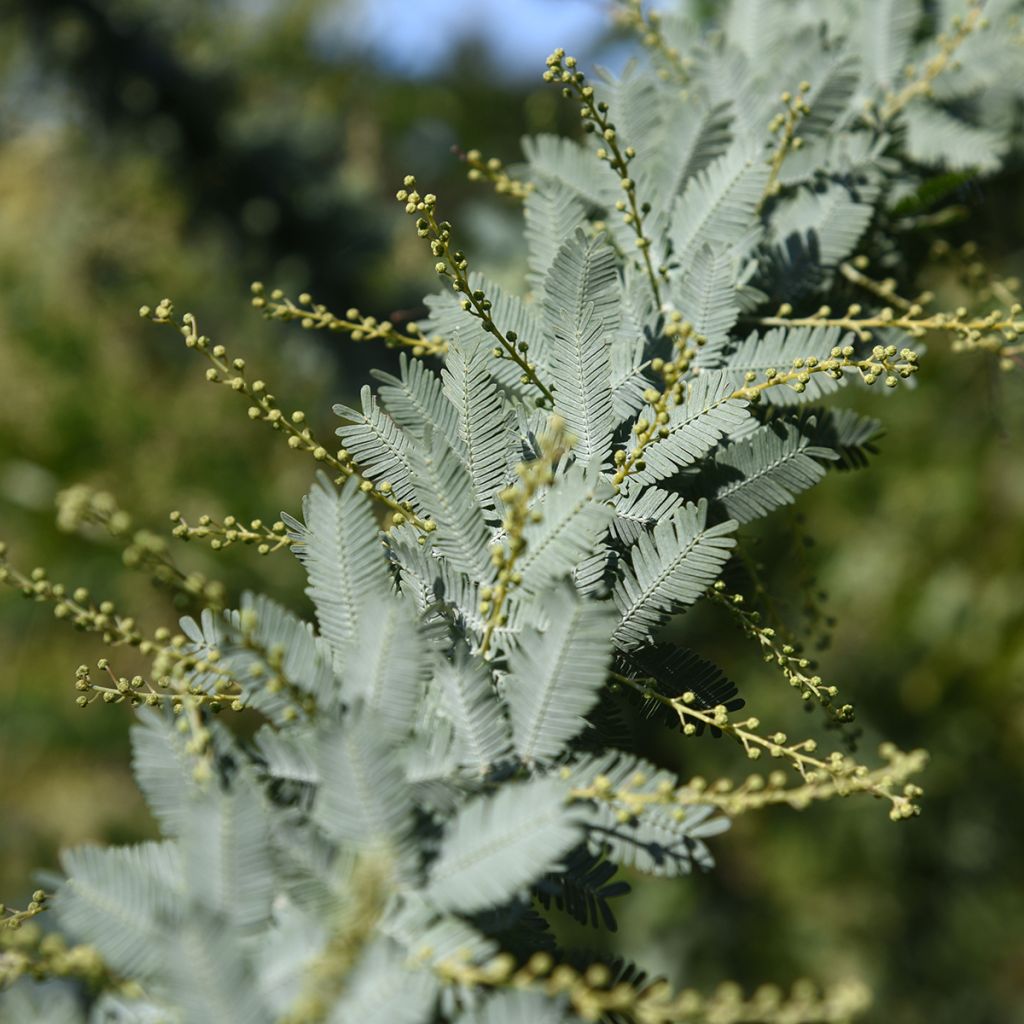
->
[0,3,1022,1022]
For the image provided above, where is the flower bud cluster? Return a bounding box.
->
[613,316,704,488]
[56,483,225,609]
[479,417,570,656]
[436,947,870,1023]
[924,242,1024,369]
[459,147,532,200]
[0,555,146,647]
[759,81,812,209]
[759,264,1022,371]
[615,0,690,83]
[0,890,48,930]
[544,50,664,302]
[0,924,112,991]
[672,697,924,821]
[170,510,290,556]
[877,0,986,122]
[710,582,855,727]
[0,544,314,770]
[396,177,554,406]
[732,340,921,401]
[71,620,311,727]
[251,282,446,358]
[610,671,924,820]
[73,660,241,715]
[141,303,428,530]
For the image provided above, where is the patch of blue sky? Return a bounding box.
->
[312,0,626,81]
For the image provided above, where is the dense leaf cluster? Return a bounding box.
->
[2,2,1022,1022]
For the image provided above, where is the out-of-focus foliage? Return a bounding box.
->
[0,0,579,899]
[603,308,1024,1024]
[0,2,1022,1023]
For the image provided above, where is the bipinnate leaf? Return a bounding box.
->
[859,0,920,89]
[669,149,769,270]
[648,99,734,225]
[162,909,273,1024]
[515,465,615,597]
[524,181,589,296]
[56,842,185,979]
[409,430,492,580]
[611,486,684,545]
[131,709,201,838]
[373,353,459,445]
[441,335,514,514]
[674,242,741,361]
[341,592,429,735]
[334,385,416,502]
[180,774,275,933]
[703,419,839,523]
[424,778,583,914]
[613,499,737,649]
[328,939,439,1024]
[254,724,319,784]
[313,711,415,857]
[283,473,391,662]
[433,644,513,772]
[802,406,883,469]
[506,583,617,763]
[535,845,631,931]
[521,133,608,205]
[543,231,618,467]
[627,374,750,485]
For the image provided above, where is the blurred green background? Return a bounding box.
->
[0,2,1022,1023]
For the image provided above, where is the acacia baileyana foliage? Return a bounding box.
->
[2,2,1023,1022]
